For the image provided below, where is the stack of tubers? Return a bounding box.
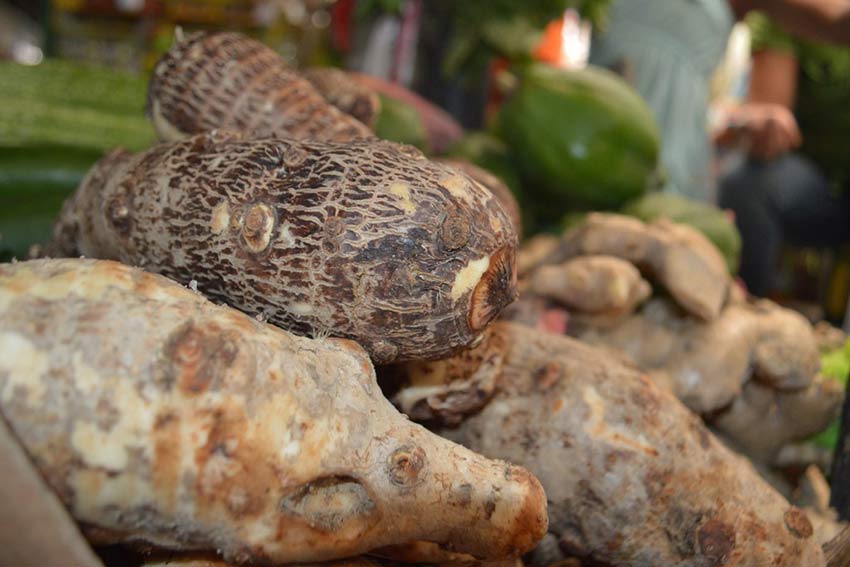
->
[2,29,845,567]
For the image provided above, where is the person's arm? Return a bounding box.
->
[732,0,850,45]
[715,48,801,159]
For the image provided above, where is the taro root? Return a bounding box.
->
[45,131,518,364]
[0,258,547,564]
[545,213,730,320]
[436,158,522,237]
[388,323,826,566]
[303,67,382,129]
[147,32,372,143]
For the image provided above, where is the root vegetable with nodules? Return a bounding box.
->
[147,32,373,143]
[303,67,382,130]
[387,322,826,567]
[44,131,518,365]
[544,213,730,320]
[0,258,547,565]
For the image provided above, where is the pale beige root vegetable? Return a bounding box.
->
[45,131,518,365]
[528,255,651,327]
[518,235,559,280]
[147,32,372,143]
[0,259,547,564]
[576,298,823,415]
[389,322,826,567]
[303,68,382,129]
[545,213,730,320]
[436,158,523,237]
[711,377,843,463]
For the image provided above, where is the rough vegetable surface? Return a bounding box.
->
[437,158,522,237]
[576,298,829,419]
[147,32,372,143]
[46,131,518,364]
[391,323,826,567]
[303,68,382,129]
[0,259,547,564]
[547,213,730,320]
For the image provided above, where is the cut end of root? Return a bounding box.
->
[469,246,518,332]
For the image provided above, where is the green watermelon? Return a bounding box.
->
[498,63,660,214]
[373,94,428,151]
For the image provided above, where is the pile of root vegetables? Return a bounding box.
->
[2,31,847,567]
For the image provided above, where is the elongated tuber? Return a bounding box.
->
[148,32,372,143]
[576,298,823,415]
[0,259,547,564]
[303,68,382,129]
[391,323,826,566]
[547,213,730,320]
[46,131,518,364]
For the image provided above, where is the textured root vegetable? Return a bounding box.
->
[436,158,522,237]
[390,323,826,566]
[576,298,824,415]
[712,377,843,462]
[147,32,372,143]
[547,213,730,320]
[529,255,650,327]
[303,68,382,129]
[45,131,518,364]
[0,259,547,563]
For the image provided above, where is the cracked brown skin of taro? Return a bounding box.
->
[303,68,382,130]
[147,32,373,143]
[391,323,826,567]
[0,259,547,564]
[436,158,523,238]
[45,131,518,364]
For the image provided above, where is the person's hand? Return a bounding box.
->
[717,103,802,160]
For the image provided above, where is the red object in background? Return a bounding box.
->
[331,0,356,53]
[534,18,565,65]
[484,17,566,123]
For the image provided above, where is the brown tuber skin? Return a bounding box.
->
[303,68,382,129]
[148,32,373,143]
[546,214,730,320]
[389,323,826,567]
[45,131,518,364]
[436,158,523,238]
[0,259,547,564]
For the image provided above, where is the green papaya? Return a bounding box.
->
[497,63,660,213]
[622,192,742,274]
[373,94,428,151]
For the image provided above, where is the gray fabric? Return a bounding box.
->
[590,0,734,202]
